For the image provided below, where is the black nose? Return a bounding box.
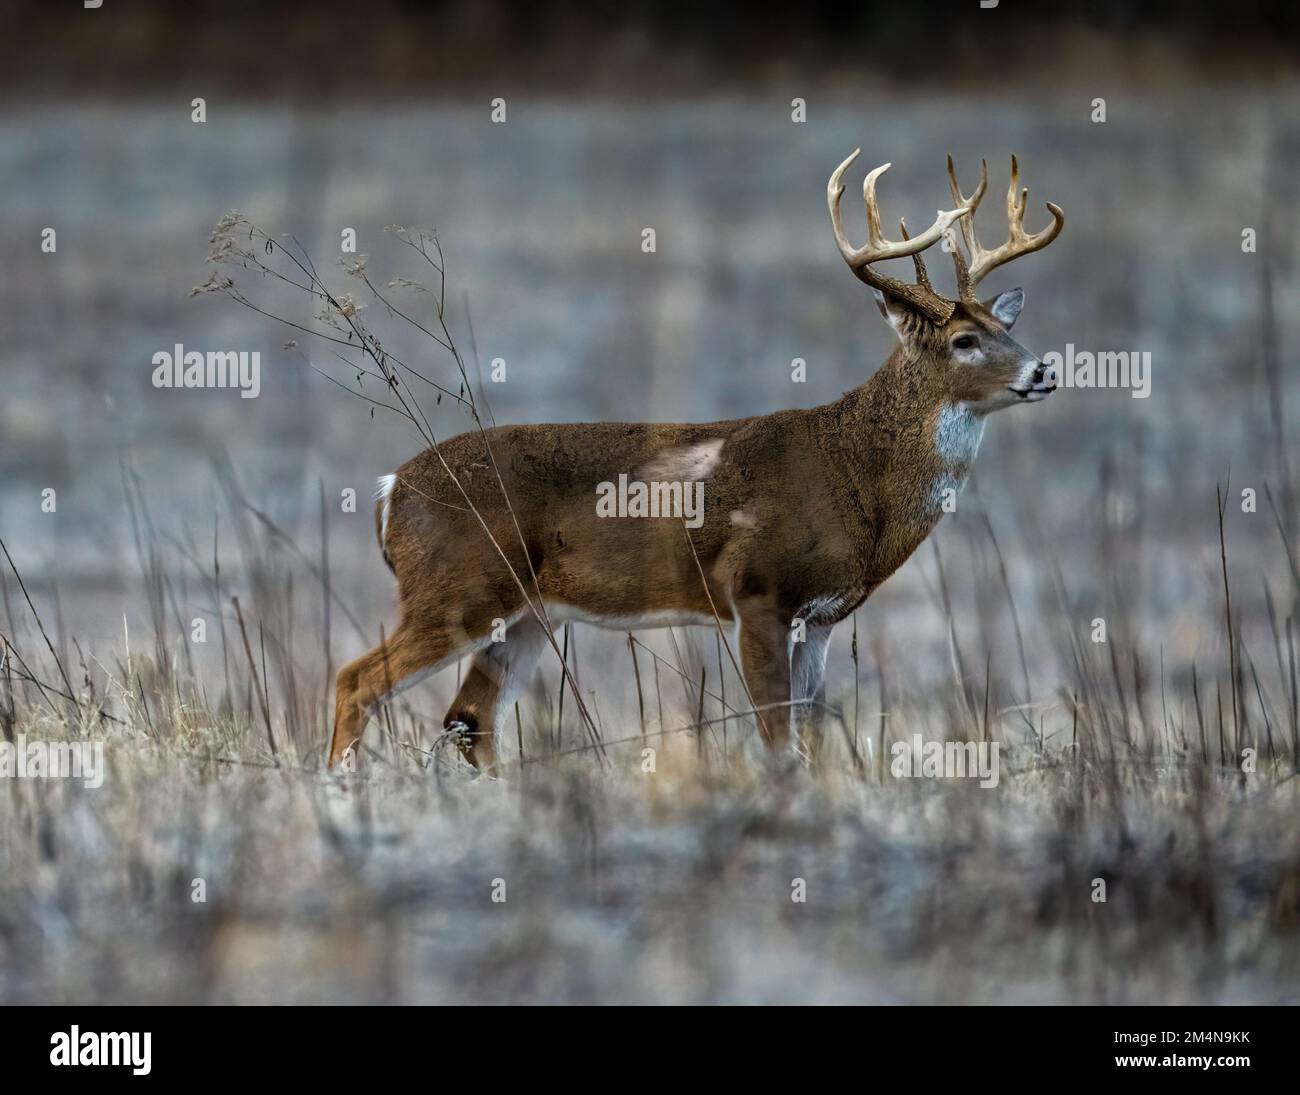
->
[1032,362,1057,387]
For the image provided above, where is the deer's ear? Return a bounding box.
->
[873,288,916,341]
[984,287,1025,330]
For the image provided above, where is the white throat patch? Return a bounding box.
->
[929,403,985,515]
[934,403,985,470]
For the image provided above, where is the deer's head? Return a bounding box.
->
[828,151,1064,415]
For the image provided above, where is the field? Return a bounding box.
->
[3,512,1298,1002]
[2,6,1299,1004]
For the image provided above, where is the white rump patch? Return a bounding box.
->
[638,438,724,481]
[375,473,397,545]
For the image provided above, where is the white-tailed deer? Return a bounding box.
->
[328,152,1063,771]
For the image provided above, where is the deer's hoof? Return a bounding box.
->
[443,719,472,747]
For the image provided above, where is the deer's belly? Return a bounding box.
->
[546,603,727,632]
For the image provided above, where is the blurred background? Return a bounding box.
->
[0,1,1298,1004]
[1,1,1296,676]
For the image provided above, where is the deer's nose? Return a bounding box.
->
[1032,362,1057,388]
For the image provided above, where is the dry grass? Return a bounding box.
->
[1,467,1297,1003]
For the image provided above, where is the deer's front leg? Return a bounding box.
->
[792,625,832,758]
[738,608,793,750]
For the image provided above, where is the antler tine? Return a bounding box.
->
[956,153,1065,299]
[946,154,988,261]
[947,224,972,296]
[862,163,890,248]
[1007,153,1023,227]
[899,218,935,292]
[826,148,863,266]
[827,150,972,322]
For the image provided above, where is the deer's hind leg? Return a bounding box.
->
[329,620,470,769]
[444,613,548,772]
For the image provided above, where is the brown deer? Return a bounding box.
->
[327,152,1063,771]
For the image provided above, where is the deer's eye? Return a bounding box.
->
[952,334,978,352]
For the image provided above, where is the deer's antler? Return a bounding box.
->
[946,153,1064,304]
[828,149,974,324]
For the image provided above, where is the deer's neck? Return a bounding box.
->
[819,350,984,576]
